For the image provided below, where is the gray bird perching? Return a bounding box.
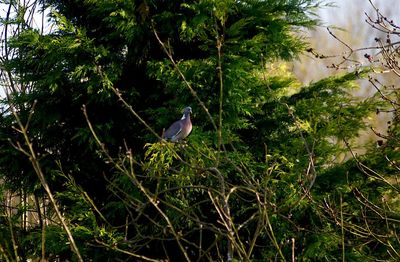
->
[162,107,193,142]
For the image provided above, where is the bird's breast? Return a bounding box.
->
[182,119,192,137]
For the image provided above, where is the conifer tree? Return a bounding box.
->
[0,0,397,261]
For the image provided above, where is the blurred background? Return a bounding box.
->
[293,0,400,147]
[294,0,400,83]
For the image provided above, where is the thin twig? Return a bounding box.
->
[152,26,218,132]
[7,99,83,261]
[285,104,317,191]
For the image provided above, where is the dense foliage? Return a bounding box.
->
[0,0,399,261]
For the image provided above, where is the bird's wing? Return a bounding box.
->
[163,120,183,139]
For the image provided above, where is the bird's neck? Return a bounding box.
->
[181,113,190,120]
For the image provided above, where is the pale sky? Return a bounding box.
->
[319,0,400,39]
[294,0,400,83]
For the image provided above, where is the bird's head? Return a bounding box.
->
[184,106,192,114]
[181,106,192,120]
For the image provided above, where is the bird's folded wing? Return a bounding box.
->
[163,121,183,139]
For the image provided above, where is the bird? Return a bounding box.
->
[162,106,193,142]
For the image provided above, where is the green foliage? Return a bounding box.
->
[0,0,399,261]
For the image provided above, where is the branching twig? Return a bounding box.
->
[285,104,317,191]
[152,26,218,133]
[6,99,83,261]
[95,239,163,262]
[83,106,191,261]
